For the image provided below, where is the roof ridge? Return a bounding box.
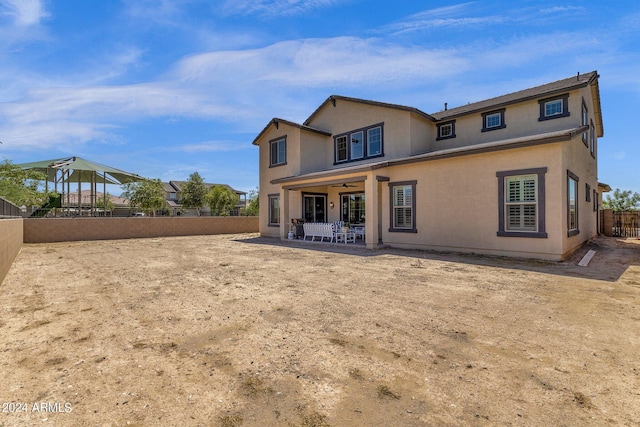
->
[431,71,598,120]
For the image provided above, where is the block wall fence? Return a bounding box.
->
[0,219,23,285]
[1,217,258,284]
[23,216,259,243]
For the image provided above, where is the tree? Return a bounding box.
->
[0,159,53,206]
[603,188,640,211]
[244,187,259,216]
[205,185,240,216]
[95,192,115,214]
[121,179,166,216]
[180,172,207,216]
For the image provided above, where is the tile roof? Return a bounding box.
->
[430,71,599,120]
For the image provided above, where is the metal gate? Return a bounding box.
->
[0,196,22,217]
[612,211,639,237]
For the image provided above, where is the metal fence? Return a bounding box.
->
[612,210,639,237]
[0,196,22,218]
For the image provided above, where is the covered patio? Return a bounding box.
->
[271,169,390,249]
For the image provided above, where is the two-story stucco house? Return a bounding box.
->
[252,71,603,260]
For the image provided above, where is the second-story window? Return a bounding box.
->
[436,120,456,141]
[270,136,287,167]
[367,127,382,156]
[350,131,363,159]
[482,109,506,132]
[334,123,384,164]
[538,93,570,121]
[582,99,589,146]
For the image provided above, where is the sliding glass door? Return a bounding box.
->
[303,194,326,223]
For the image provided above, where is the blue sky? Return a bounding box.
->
[1,1,639,195]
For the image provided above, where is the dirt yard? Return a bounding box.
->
[1,234,639,427]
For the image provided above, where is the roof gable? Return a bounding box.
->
[251,118,331,146]
[303,95,435,126]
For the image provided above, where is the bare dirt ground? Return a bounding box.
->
[1,233,639,427]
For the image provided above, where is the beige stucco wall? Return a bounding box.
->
[23,216,258,243]
[0,218,23,285]
[377,142,567,259]
[305,99,416,167]
[436,87,589,151]
[560,124,599,256]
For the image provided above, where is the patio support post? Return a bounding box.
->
[281,188,291,240]
[364,174,382,249]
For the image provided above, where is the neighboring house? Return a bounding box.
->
[162,181,247,216]
[252,71,604,260]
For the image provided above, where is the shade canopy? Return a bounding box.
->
[18,156,146,217]
[18,156,144,184]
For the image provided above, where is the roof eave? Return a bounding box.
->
[252,118,331,146]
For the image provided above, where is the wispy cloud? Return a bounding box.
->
[173,37,468,87]
[219,0,345,17]
[539,6,585,14]
[124,0,186,26]
[1,25,613,151]
[0,0,48,26]
[378,2,508,35]
[170,141,250,153]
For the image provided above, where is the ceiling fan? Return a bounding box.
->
[331,183,359,188]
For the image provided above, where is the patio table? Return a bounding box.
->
[335,231,356,244]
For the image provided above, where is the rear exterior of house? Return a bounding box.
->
[253,71,603,260]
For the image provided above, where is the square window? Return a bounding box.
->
[538,94,569,121]
[486,113,501,128]
[437,121,456,140]
[482,109,506,132]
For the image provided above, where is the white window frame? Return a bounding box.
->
[486,113,501,128]
[538,93,569,121]
[440,123,452,138]
[335,136,348,162]
[505,175,538,232]
[482,109,506,132]
[367,126,382,156]
[544,99,563,117]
